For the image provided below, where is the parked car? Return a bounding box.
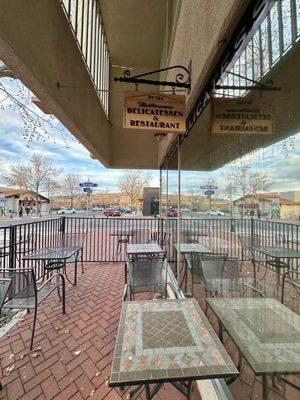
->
[93,206,104,212]
[180,207,190,212]
[167,209,179,217]
[206,209,225,216]
[58,207,76,215]
[103,209,121,217]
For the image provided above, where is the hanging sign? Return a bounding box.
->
[200,185,218,190]
[212,98,273,135]
[204,190,215,196]
[79,182,98,188]
[123,92,186,133]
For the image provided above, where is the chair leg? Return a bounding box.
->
[59,274,66,314]
[81,249,84,273]
[30,306,38,351]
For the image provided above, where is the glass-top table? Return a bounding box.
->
[250,245,300,285]
[23,245,82,285]
[109,299,238,399]
[207,297,300,399]
[250,246,300,260]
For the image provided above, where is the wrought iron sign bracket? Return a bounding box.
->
[114,65,191,90]
[215,72,281,92]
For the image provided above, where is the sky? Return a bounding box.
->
[0,77,299,195]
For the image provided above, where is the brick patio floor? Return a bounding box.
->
[0,263,200,400]
[0,262,299,400]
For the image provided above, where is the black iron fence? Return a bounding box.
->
[0,218,63,280]
[0,216,299,271]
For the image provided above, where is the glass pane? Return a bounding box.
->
[270,3,280,63]
[77,0,83,44]
[297,0,300,38]
[281,0,292,51]
[261,19,270,74]
[252,29,261,81]
[245,39,254,82]
[70,0,77,31]
[82,0,89,59]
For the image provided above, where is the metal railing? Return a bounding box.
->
[60,0,110,115]
[0,218,63,280]
[0,217,299,271]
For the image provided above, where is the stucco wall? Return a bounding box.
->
[158,0,246,166]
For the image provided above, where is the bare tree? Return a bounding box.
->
[62,174,80,207]
[4,165,27,189]
[6,153,59,214]
[0,61,75,147]
[118,171,151,212]
[224,164,272,211]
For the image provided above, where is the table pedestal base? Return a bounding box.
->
[127,380,193,400]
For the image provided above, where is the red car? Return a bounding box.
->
[167,209,178,217]
[103,209,121,217]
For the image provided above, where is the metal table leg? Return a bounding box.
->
[262,374,269,400]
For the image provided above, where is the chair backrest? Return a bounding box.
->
[199,253,228,281]
[238,234,262,248]
[0,277,11,308]
[0,268,36,303]
[128,257,167,295]
[131,229,150,244]
[172,229,194,244]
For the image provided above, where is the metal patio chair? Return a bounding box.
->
[0,268,65,350]
[185,252,228,297]
[61,231,87,273]
[238,235,267,269]
[172,229,196,244]
[131,229,150,244]
[281,269,300,313]
[124,256,167,300]
[149,231,170,248]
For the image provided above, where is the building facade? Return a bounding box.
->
[0,188,50,216]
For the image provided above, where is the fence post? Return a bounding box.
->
[250,216,254,245]
[8,224,16,271]
[60,216,66,233]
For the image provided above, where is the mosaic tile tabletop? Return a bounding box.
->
[173,243,211,254]
[207,297,300,375]
[109,299,238,387]
[250,246,300,259]
[127,244,164,256]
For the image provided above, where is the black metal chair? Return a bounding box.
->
[124,256,167,300]
[238,234,267,269]
[61,231,87,274]
[149,231,170,248]
[185,252,228,297]
[281,269,300,313]
[131,229,150,244]
[0,268,65,350]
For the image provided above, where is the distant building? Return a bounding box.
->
[0,187,50,216]
[234,193,300,219]
[142,187,159,217]
[270,191,300,203]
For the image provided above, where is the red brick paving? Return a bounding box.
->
[0,262,298,399]
[0,264,198,400]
